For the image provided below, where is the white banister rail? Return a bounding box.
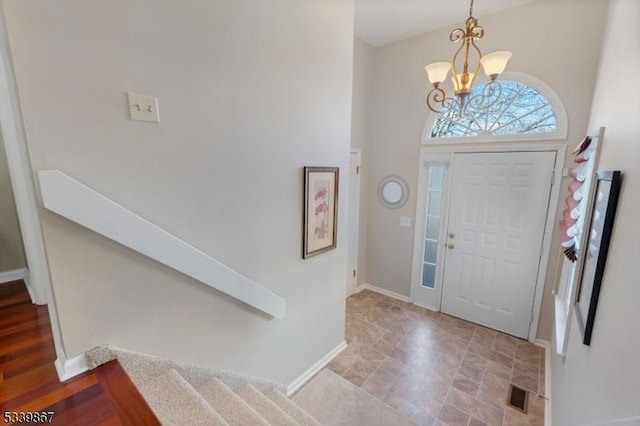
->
[37,170,286,318]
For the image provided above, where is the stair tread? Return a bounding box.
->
[140,369,229,426]
[195,376,269,426]
[237,383,299,426]
[265,388,321,426]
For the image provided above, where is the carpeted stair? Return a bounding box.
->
[86,346,416,426]
[86,346,319,426]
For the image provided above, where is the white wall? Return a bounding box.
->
[364,0,608,340]
[551,0,640,424]
[3,0,354,385]
[0,134,25,272]
[351,37,373,286]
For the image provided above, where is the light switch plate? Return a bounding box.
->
[127,92,159,123]
[400,216,412,228]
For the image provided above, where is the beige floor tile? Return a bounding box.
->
[452,374,481,397]
[383,393,436,426]
[458,363,486,382]
[361,378,390,400]
[511,371,538,394]
[342,368,366,387]
[366,365,400,389]
[469,417,489,426]
[477,372,510,409]
[380,328,405,346]
[369,337,398,357]
[378,356,408,376]
[445,388,504,426]
[363,305,402,330]
[514,359,538,376]
[503,393,544,426]
[350,356,381,380]
[492,334,518,357]
[514,341,541,365]
[485,363,512,381]
[468,342,515,369]
[471,329,497,349]
[438,403,470,425]
[360,346,388,364]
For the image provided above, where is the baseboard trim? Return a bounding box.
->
[287,341,347,397]
[54,353,89,382]
[359,283,410,303]
[0,268,35,301]
[413,300,438,312]
[533,338,550,350]
[534,339,552,426]
[0,267,27,284]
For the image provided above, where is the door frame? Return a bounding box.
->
[410,141,566,341]
[347,149,362,297]
[0,7,67,374]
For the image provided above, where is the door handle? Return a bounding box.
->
[447,243,455,249]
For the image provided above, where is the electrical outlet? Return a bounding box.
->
[127,92,159,123]
[400,216,412,227]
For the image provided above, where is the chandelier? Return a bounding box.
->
[425,0,512,114]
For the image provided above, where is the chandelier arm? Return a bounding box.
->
[467,80,502,111]
[450,27,466,43]
[450,41,467,88]
[469,38,483,85]
[426,88,465,116]
[426,87,448,114]
[471,24,484,39]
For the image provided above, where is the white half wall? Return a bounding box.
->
[38,170,286,318]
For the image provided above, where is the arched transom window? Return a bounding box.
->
[430,80,559,139]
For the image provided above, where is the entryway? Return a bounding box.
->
[411,147,563,340]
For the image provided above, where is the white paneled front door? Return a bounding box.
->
[440,151,556,338]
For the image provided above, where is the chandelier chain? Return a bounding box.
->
[469,0,474,18]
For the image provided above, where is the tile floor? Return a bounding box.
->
[325,290,546,426]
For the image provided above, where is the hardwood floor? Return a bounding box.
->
[0,280,160,425]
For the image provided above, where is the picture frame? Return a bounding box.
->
[303,167,339,259]
[575,170,622,345]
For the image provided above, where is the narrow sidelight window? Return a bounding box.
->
[421,166,445,288]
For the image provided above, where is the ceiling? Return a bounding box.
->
[355,0,535,47]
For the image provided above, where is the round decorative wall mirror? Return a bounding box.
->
[377,175,409,209]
